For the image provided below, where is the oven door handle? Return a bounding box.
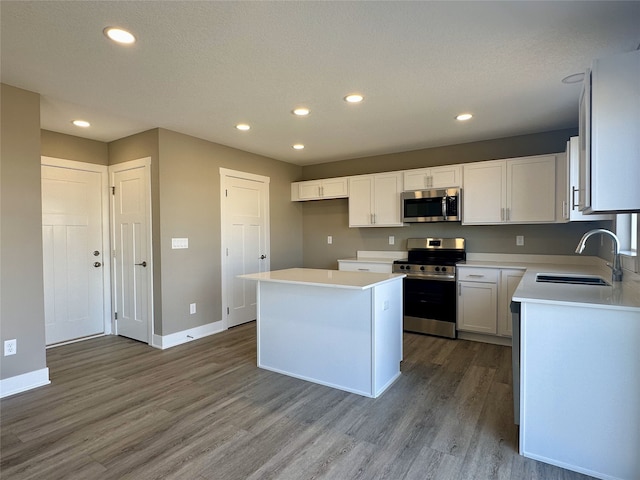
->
[441,195,448,221]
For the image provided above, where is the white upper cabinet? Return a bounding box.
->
[291,177,348,201]
[403,164,462,190]
[560,137,612,222]
[579,49,640,213]
[463,155,557,225]
[349,172,404,227]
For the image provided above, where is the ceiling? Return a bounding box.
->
[2,1,639,166]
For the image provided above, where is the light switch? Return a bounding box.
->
[172,238,189,249]
[327,235,333,245]
[389,235,395,245]
[516,235,525,246]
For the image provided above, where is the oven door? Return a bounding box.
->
[403,277,457,338]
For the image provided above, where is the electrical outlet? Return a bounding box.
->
[327,235,333,245]
[516,235,525,246]
[389,235,395,245]
[4,339,17,356]
[190,303,196,315]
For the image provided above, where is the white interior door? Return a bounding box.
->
[111,159,152,343]
[221,169,270,328]
[41,160,108,345]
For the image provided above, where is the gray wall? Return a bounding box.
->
[302,129,576,180]
[299,128,610,269]
[0,84,47,380]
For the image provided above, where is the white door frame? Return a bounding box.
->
[41,156,113,338]
[109,157,154,344]
[220,168,270,329]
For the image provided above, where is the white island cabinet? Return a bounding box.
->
[514,270,640,480]
[240,268,405,398]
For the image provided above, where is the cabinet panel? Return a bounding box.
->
[297,180,322,200]
[507,156,556,223]
[348,176,374,226]
[457,281,497,334]
[430,165,462,188]
[373,172,403,226]
[498,269,524,337]
[403,165,462,191]
[338,261,392,273]
[462,161,505,224]
[321,178,348,198]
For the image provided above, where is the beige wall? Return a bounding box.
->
[41,130,108,165]
[1,84,47,380]
[299,128,611,269]
[156,129,302,336]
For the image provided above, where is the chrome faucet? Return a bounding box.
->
[575,228,623,282]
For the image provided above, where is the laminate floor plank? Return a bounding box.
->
[0,324,595,480]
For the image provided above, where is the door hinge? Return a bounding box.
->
[111,186,115,195]
[226,248,229,256]
[227,307,229,315]
[225,189,228,197]
[114,312,118,320]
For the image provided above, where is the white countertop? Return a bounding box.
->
[462,257,640,312]
[240,268,406,290]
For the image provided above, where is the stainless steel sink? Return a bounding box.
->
[536,273,611,286]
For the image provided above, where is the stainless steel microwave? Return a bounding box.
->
[401,187,462,222]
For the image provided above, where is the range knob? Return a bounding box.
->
[442,266,447,272]
[435,266,440,272]
[406,265,411,270]
[420,266,425,271]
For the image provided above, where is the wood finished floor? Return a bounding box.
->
[1,323,594,480]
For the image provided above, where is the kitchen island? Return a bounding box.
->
[240,268,405,398]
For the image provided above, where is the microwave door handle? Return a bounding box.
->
[441,195,448,220]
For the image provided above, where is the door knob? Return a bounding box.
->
[94,262,102,268]
[135,261,147,267]
[260,255,267,260]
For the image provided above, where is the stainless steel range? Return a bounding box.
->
[392,238,466,338]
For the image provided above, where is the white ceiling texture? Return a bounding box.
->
[1,1,639,165]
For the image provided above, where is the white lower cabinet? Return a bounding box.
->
[457,267,498,334]
[457,266,524,340]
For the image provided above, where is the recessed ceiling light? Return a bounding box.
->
[292,107,310,116]
[456,113,473,121]
[103,27,136,45]
[72,120,91,128]
[561,72,585,84]
[344,94,364,103]
[236,123,251,131]
[292,144,305,150]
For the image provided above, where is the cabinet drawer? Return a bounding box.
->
[338,261,392,273]
[457,267,499,283]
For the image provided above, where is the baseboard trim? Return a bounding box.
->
[0,368,51,398]
[151,321,225,349]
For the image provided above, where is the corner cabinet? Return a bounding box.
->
[579,49,640,213]
[348,172,404,227]
[291,177,348,201]
[403,164,462,190]
[462,155,557,225]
